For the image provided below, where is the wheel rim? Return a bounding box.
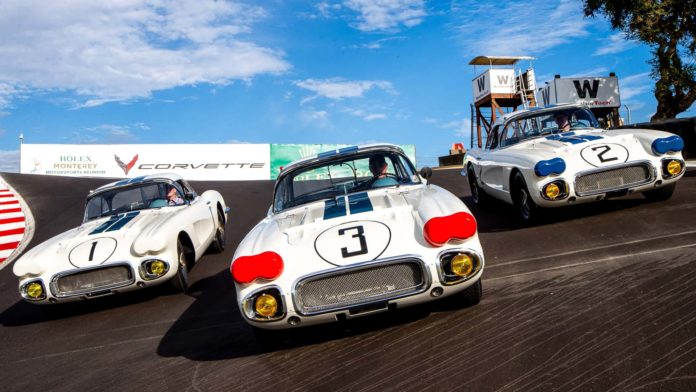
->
[518,187,530,219]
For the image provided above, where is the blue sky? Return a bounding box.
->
[0,0,693,171]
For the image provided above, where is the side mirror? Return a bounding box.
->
[420,167,433,185]
[184,192,195,201]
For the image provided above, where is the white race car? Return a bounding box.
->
[465,104,686,221]
[13,173,228,304]
[230,144,484,331]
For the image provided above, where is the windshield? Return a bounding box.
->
[84,181,184,221]
[273,151,420,213]
[499,107,600,148]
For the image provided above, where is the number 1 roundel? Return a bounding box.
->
[314,220,391,266]
[69,237,117,267]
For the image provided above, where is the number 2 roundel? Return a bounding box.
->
[69,237,117,268]
[314,220,391,266]
[580,143,629,167]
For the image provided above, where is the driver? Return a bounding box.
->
[554,112,571,133]
[167,185,184,205]
[368,155,398,188]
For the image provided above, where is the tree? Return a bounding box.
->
[583,0,696,120]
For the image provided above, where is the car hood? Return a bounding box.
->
[234,184,472,277]
[13,208,177,277]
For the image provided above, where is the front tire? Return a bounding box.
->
[209,209,226,253]
[459,278,482,306]
[512,172,539,222]
[169,240,189,293]
[467,166,488,205]
[642,183,676,202]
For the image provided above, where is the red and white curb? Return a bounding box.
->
[0,176,34,270]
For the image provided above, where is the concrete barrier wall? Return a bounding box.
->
[621,117,696,160]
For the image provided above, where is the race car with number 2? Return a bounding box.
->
[464,104,686,221]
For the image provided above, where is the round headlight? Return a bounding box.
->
[255,294,278,318]
[667,160,682,176]
[26,282,44,299]
[451,254,474,277]
[148,260,166,276]
[544,183,561,200]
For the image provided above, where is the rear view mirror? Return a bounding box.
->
[420,167,433,185]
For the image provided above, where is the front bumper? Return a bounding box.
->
[239,251,485,330]
[532,159,685,207]
[18,258,178,304]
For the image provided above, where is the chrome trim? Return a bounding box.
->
[241,285,287,322]
[660,158,685,179]
[139,259,171,281]
[539,179,569,201]
[20,279,47,301]
[573,160,655,197]
[49,262,134,298]
[291,254,431,316]
[436,248,483,286]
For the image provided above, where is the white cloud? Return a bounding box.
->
[363,113,386,121]
[453,0,590,55]
[620,72,652,101]
[295,78,394,104]
[0,150,20,172]
[0,0,290,109]
[594,32,636,56]
[343,0,426,32]
[352,36,406,49]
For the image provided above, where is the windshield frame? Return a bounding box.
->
[272,149,420,214]
[83,179,185,222]
[498,106,600,149]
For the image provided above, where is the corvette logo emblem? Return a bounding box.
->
[114,154,139,175]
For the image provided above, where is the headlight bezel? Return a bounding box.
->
[139,259,170,280]
[661,158,685,179]
[540,180,569,201]
[21,279,47,301]
[437,250,482,286]
[242,286,286,322]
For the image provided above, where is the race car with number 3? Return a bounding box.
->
[464,104,686,221]
[230,144,484,331]
[13,173,228,304]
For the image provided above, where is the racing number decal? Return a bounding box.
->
[338,225,368,258]
[592,145,618,163]
[88,241,98,262]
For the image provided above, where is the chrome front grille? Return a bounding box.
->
[52,265,134,297]
[294,258,428,315]
[574,163,653,196]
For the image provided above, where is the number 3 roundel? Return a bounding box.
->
[314,220,391,266]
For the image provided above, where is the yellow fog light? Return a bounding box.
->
[544,183,561,200]
[255,294,278,317]
[451,254,474,277]
[148,260,166,276]
[667,160,682,176]
[27,282,44,299]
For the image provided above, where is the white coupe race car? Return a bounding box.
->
[230,144,484,331]
[465,104,686,221]
[13,173,228,304]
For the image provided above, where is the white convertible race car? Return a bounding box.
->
[13,173,228,304]
[465,104,686,221]
[230,144,484,331]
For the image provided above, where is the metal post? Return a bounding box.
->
[18,133,23,173]
[623,104,631,125]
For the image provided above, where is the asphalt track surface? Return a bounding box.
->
[1,169,695,392]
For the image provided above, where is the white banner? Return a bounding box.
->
[539,76,621,108]
[472,69,516,102]
[20,144,270,181]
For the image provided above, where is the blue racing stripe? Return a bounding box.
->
[579,135,603,141]
[89,214,122,235]
[324,197,347,220]
[558,137,585,144]
[105,211,140,232]
[348,192,373,214]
